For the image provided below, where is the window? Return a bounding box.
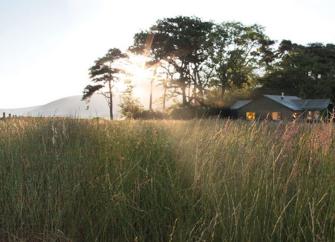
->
[292,112,300,120]
[246,112,256,121]
[306,111,321,122]
[314,111,320,121]
[307,111,313,122]
[271,112,281,121]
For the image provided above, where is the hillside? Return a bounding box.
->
[0,94,118,119]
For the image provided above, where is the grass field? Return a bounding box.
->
[0,118,334,241]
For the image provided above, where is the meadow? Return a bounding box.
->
[0,118,334,241]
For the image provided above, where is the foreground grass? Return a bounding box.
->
[0,118,334,241]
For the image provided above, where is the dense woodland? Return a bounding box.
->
[83,16,335,119]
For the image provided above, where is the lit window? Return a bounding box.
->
[246,112,256,121]
[314,111,320,120]
[271,112,281,121]
[292,112,299,120]
[307,111,313,121]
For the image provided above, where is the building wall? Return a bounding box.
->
[237,97,296,120]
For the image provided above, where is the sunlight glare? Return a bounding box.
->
[125,53,153,82]
[118,53,157,101]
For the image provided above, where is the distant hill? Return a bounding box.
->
[0,94,118,119]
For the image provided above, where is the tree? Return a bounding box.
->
[82,48,127,120]
[207,22,275,103]
[130,17,276,108]
[130,16,214,106]
[119,79,144,119]
[260,41,335,100]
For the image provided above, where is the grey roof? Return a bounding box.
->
[264,95,302,111]
[230,100,252,110]
[301,99,331,110]
[231,95,331,111]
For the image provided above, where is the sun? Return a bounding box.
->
[125,53,153,82]
[116,53,156,100]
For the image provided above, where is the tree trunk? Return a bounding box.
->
[182,85,187,105]
[109,97,113,120]
[198,86,204,104]
[108,80,113,120]
[149,79,153,111]
[162,85,166,111]
[149,68,157,111]
[221,85,225,101]
[188,83,191,103]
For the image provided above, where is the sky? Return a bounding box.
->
[0,0,334,108]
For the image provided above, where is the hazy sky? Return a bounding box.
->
[0,0,334,108]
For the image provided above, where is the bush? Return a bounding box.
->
[134,110,167,120]
[168,105,234,119]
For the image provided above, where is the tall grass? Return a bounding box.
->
[0,118,334,241]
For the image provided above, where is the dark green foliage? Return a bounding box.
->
[130,17,274,107]
[129,16,335,110]
[119,79,144,119]
[79,16,335,114]
[82,84,104,100]
[83,48,127,119]
[130,16,215,105]
[261,41,335,100]
[207,22,275,102]
[135,110,166,120]
[168,106,232,119]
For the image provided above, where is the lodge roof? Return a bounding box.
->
[231,95,331,111]
[264,95,302,110]
[301,99,332,110]
[230,100,252,110]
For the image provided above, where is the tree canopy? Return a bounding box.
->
[84,16,335,119]
[83,48,127,119]
[207,22,275,103]
[130,16,214,105]
[260,41,335,100]
[130,16,276,107]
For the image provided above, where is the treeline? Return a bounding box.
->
[83,16,335,119]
